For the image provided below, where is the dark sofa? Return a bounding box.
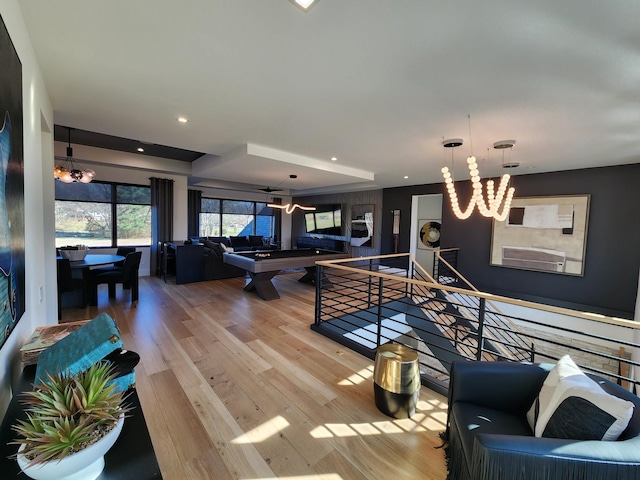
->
[201,240,246,280]
[444,360,640,480]
[194,236,275,252]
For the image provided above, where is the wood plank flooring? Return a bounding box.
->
[60,272,449,480]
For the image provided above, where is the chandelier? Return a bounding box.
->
[54,127,95,183]
[441,135,516,222]
[266,174,316,214]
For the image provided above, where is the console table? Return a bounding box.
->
[0,365,162,479]
[164,242,205,284]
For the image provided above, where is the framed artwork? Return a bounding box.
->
[0,14,26,350]
[490,195,590,276]
[350,204,374,248]
[417,220,441,249]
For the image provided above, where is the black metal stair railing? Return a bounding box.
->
[311,253,640,396]
[431,250,533,362]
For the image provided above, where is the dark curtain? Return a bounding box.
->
[271,197,282,248]
[187,189,202,238]
[150,177,174,276]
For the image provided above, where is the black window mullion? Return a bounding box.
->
[111,184,117,247]
[253,203,257,235]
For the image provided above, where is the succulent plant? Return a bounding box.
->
[11,362,132,466]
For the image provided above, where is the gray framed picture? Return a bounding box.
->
[490,195,590,276]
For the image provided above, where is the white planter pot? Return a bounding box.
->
[16,414,124,480]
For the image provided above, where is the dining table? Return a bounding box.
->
[60,254,126,307]
[67,254,126,269]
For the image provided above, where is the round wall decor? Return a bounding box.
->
[419,221,441,248]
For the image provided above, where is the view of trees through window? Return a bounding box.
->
[55,181,151,247]
[200,198,273,238]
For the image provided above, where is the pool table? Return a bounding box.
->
[223,248,350,300]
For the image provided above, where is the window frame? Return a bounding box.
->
[199,197,274,238]
[55,180,151,248]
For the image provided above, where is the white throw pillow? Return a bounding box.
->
[527,355,634,441]
[220,243,234,253]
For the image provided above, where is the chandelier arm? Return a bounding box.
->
[492,187,516,222]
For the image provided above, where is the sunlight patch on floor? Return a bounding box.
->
[418,397,447,409]
[337,365,374,385]
[309,408,446,439]
[231,415,290,444]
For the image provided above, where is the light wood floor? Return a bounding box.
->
[61,272,449,480]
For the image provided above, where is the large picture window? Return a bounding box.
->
[199,198,274,238]
[55,181,151,248]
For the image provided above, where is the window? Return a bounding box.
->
[199,198,274,238]
[55,181,151,248]
[200,198,220,236]
[222,200,254,236]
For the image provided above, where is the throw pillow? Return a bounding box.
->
[203,240,224,257]
[527,355,634,441]
[219,242,234,253]
[248,235,264,247]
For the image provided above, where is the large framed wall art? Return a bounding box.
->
[0,14,26,350]
[490,195,590,276]
[350,204,374,248]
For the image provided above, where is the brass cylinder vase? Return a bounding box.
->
[373,343,420,418]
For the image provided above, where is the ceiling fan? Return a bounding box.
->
[257,186,283,193]
[257,174,299,193]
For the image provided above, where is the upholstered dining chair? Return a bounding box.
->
[114,246,136,266]
[90,247,137,287]
[56,257,85,319]
[89,251,142,306]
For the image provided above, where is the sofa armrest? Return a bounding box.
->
[449,361,550,415]
[472,433,640,479]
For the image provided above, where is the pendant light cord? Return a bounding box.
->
[467,114,473,156]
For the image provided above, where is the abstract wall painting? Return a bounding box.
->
[0,14,26,350]
[490,195,590,276]
[417,219,441,249]
[350,204,374,248]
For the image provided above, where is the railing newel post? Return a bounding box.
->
[367,258,374,308]
[476,297,486,361]
[376,276,384,349]
[314,264,322,326]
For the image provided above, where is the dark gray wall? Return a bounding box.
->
[382,163,640,318]
[292,190,383,257]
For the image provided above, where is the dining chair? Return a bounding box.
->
[56,257,85,319]
[90,247,137,287]
[114,247,136,267]
[89,251,142,306]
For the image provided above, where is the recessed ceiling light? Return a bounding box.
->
[331,156,338,162]
[177,116,188,123]
[404,175,409,179]
[137,147,144,153]
[290,0,318,12]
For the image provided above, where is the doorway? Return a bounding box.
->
[409,194,442,277]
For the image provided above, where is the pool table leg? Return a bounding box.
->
[299,266,333,287]
[245,271,280,300]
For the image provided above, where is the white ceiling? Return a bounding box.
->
[18,0,640,195]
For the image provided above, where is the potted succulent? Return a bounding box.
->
[11,362,132,480]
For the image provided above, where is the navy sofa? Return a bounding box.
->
[194,236,275,252]
[444,360,640,480]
